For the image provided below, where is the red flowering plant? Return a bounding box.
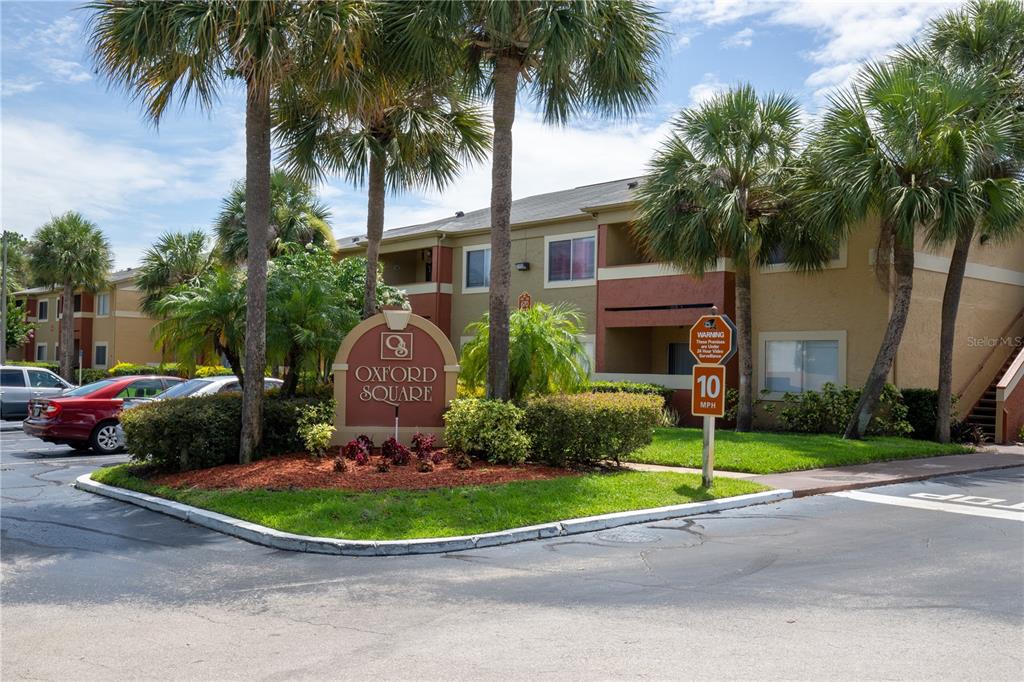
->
[411,432,437,461]
[382,436,412,466]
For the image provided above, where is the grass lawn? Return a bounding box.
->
[91,465,769,540]
[625,428,972,475]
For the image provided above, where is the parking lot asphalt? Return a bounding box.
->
[2,427,1022,680]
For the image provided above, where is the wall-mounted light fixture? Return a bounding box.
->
[515,262,530,271]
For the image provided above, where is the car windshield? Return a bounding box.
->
[61,379,119,397]
[154,378,214,399]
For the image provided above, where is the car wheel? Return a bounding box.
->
[90,422,123,454]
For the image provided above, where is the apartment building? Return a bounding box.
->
[11,268,163,369]
[338,177,1024,442]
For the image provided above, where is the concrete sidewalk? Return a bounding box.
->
[625,450,1024,497]
[752,451,1024,497]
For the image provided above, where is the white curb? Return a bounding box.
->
[75,472,793,556]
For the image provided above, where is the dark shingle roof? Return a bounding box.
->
[14,267,140,296]
[339,176,642,248]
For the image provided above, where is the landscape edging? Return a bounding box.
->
[74,472,793,556]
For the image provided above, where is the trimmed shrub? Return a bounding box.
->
[774,383,912,436]
[300,422,335,458]
[121,393,336,471]
[108,362,159,377]
[78,368,108,385]
[524,392,662,467]
[195,365,234,378]
[900,388,958,440]
[443,398,530,465]
[8,360,60,372]
[585,380,674,406]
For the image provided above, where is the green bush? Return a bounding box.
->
[1018,423,1024,443]
[8,360,59,372]
[524,392,662,467]
[774,383,912,436]
[585,380,674,406]
[78,368,108,385]
[195,365,234,378]
[108,362,159,377]
[899,388,959,440]
[122,392,336,471]
[443,398,530,465]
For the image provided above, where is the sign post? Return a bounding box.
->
[689,311,737,488]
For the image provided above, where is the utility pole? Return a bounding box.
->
[1,231,8,365]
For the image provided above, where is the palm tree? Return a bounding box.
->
[799,58,998,439]
[87,0,369,462]
[136,230,214,317]
[28,212,113,381]
[214,170,337,265]
[633,86,802,432]
[459,302,589,403]
[275,50,490,319]
[918,0,1024,442]
[383,0,662,399]
[152,268,247,381]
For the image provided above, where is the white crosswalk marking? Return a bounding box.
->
[831,490,1024,521]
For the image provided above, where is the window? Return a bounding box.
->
[1,369,25,387]
[97,293,110,316]
[28,370,65,388]
[37,300,49,321]
[667,342,697,376]
[94,343,108,368]
[74,294,82,313]
[35,344,47,362]
[218,381,242,394]
[763,244,845,271]
[64,379,118,397]
[764,339,840,393]
[464,247,490,291]
[546,234,595,286]
[117,379,166,399]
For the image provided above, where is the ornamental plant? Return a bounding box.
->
[299,422,335,459]
[444,398,530,465]
[381,437,412,466]
[411,432,437,460]
[342,439,368,460]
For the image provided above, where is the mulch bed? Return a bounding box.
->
[149,452,578,492]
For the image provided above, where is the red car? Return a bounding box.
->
[23,375,183,454]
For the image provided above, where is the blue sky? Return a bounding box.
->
[1,0,958,269]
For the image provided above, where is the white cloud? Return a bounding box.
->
[0,118,241,236]
[664,0,959,101]
[44,58,92,83]
[722,27,754,48]
[688,73,727,106]
[1,78,43,97]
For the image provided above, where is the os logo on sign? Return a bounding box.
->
[381,332,413,360]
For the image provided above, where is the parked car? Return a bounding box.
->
[22,375,183,453]
[0,365,75,421]
[138,375,283,403]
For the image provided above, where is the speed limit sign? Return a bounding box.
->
[691,364,726,418]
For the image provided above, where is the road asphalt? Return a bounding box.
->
[2,427,1022,680]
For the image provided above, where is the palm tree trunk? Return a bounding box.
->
[59,281,75,381]
[486,55,519,401]
[363,151,386,319]
[735,264,754,431]
[845,235,915,439]
[935,227,972,443]
[282,348,299,398]
[215,337,243,384]
[239,81,271,464]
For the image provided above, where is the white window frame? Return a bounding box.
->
[461,245,491,294]
[35,343,48,362]
[96,292,110,317]
[761,243,848,274]
[37,299,50,322]
[758,330,847,400]
[544,230,597,289]
[93,342,109,369]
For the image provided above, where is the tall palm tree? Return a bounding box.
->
[275,51,490,319]
[633,86,802,432]
[383,0,662,399]
[87,0,368,462]
[152,268,247,381]
[800,58,997,439]
[214,170,337,265]
[918,0,1024,442]
[28,212,113,381]
[136,230,214,317]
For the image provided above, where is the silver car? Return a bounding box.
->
[0,365,75,421]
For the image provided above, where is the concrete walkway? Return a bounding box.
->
[625,450,1024,497]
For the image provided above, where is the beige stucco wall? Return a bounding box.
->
[750,220,890,399]
[449,218,598,342]
[109,286,162,365]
